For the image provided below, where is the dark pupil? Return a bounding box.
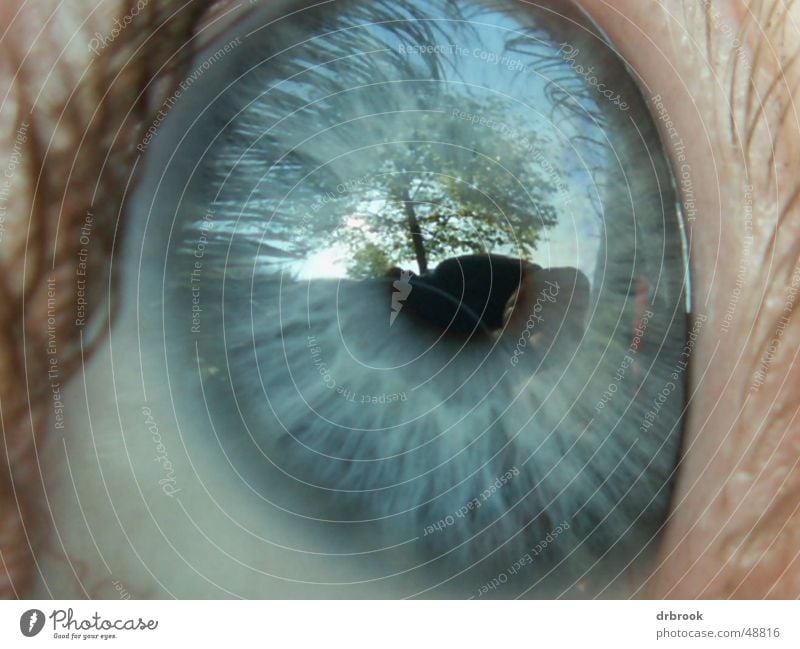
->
[398,254,527,334]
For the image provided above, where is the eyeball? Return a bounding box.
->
[132,0,689,597]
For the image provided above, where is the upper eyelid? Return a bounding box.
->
[649,0,798,192]
[659,1,800,300]
[688,0,800,193]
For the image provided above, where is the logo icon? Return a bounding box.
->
[20,609,45,637]
[390,270,414,326]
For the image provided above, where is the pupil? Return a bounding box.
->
[393,254,531,334]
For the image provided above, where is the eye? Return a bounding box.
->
[130,0,689,597]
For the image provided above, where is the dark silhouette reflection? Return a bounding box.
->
[389,254,531,334]
[499,264,591,367]
[386,253,590,364]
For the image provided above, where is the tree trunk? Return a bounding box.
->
[398,186,428,274]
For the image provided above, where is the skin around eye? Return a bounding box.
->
[575,0,800,597]
[1,0,798,600]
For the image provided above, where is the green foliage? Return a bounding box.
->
[307,93,561,277]
[209,1,564,278]
[346,242,392,279]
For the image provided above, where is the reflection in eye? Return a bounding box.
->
[132,0,689,597]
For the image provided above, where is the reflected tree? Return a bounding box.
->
[299,94,561,278]
[186,0,564,279]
